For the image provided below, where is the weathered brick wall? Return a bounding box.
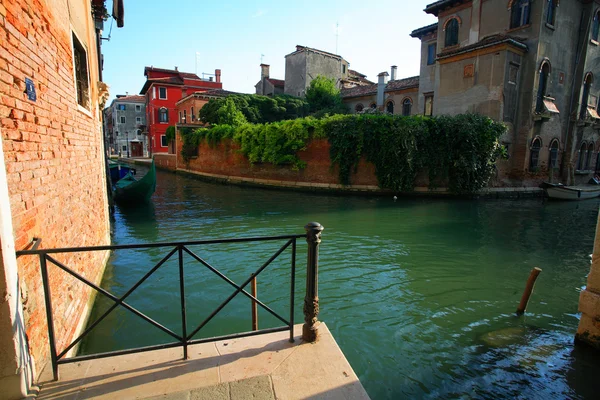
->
[0,0,110,371]
[154,154,177,171]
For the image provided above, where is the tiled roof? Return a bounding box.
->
[424,0,471,16]
[348,69,366,78]
[410,23,438,38]
[144,66,201,80]
[341,76,419,99]
[346,70,374,85]
[437,34,528,59]
[115,95,145,102]
[267,78,285,88]
[286,45,343,60]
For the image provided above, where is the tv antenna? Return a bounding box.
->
[335,21,339,54]
[261,54,265,63]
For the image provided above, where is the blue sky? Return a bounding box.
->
[102,0,436,101]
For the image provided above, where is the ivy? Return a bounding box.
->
[165,126,176,143]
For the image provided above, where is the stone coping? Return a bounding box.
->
[35,323,369,400]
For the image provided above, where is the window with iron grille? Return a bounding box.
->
[72,32,90,109]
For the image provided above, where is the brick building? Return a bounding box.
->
[0,0,117,397]
[411,0,600,186]
[140,67,222,155]
[175,89,237,126]
[104,94,147,157]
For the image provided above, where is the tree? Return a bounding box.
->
[216,98,247,127]
[305,75,345,114]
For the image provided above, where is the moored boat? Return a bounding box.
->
[543,182,600,200]
[113,160,156,205]
[108,160,136,183]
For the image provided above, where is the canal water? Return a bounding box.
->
[80,167,600,399]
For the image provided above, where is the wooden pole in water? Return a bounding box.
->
[251,276,258,331]
[516,267,542,316]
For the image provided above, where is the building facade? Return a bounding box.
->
[284,45,351,97]
[140,67,223,155]
[104,94,147,157]
[255,64,285,96]
[0,0,116,397]
[411,0,600,186]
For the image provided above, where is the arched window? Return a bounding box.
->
[529,137,541,170]
[445,18,459,47]
[386,101,394,114]
[510,0,531,29]
[159,107,169,123]
[536,61,550,113]
[546,0,557,26]
[370,103,377,110]
[402,98,412,116]
[548,139,559,169]
[577,142,588,170]
[586,143,595,170]
[593,10,599,42]
[355,104,364,112]
[580,73,593,120]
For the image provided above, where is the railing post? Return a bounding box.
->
[303,222,323,342]
[251,275,258,331]
[39,253,59,381]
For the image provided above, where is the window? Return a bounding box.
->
[72,32,90,109]
[191,107,195,121]
[342,64,346,74]
[427,43,436,65]
[179,111,182,123]
[159,107,169,123]
[355,104,364,112]
[510,0,531,29]
[586,143,595,170]
[445,18,459,47]
[161,135,168,147]
[135,104,141,112]
[424,94,433,116]
[547,0,557,26]
[152,87,156,100]
[402,98,412,116]
[386,101,394,114]
[120,116,126,124]
[548,140,559,169]
[122,145,127,151]
[183,109,187,123]
[536,61,550,113]
[136,117,141,124]
[593,10,599,42]
[529,137,541,170]
[159,87,167,99]
[117,104,126,111]
[577,142,587,170]
[580,73,593,120]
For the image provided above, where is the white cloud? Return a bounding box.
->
[252,10,267,18]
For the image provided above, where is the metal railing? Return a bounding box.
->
[16,222,324,381]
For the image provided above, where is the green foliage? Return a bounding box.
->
[165,126,176,143]
[179,127,202,162]
[199,94,309,125]
[325,113,506,194]
[305,75,347,116]
[216,98,247,127]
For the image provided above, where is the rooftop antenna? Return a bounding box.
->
[261,54,265,63]
[335,21,339,54]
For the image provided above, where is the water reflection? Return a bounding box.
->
[81,168,600,399]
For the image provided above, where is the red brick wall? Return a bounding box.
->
[1,0,110,369]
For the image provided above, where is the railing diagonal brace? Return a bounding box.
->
[182,246,289,326]
[186,239,293,341]
[46,248,182,359]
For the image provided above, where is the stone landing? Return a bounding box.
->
[35,323,369,400]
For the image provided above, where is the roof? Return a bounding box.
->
[176,89,239,105]
[348,69,367,78]
[346,70,374,85]
[139,76,184,94]
[341,76,419,99]
[410,23,438,38]
[267,78,285,88]
[424,0,471,16]
[437,34,528,60]
[286,45,344,60]
[114,95,145,102]
[144,66,201,79]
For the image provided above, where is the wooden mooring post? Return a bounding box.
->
[303,222,324,342]
[516,267,542,316]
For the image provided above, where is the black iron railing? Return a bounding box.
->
[16,222,324,381]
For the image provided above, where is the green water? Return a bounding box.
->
[80,167,600,399]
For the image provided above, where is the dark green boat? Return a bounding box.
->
[113,161,156,205]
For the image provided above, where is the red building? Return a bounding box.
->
[140,66,222,154]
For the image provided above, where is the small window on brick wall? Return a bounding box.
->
[72,32,90,109]
[161,135,168,147]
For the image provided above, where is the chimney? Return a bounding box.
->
[174,66,178,71]
[260,64,270,79]
[390,66,397,81]
[377,72,389,108]
[215,69,221,83]
[125,91,129,96]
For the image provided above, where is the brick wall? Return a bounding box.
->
[0,0,110,371]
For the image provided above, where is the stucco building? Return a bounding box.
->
[104,94,147,157]
[255,64,285,96]
[411,0,600,186]
[1,0,118,397]
[140,67,223,155]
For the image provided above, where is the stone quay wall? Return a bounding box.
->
[0,0,111,379]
